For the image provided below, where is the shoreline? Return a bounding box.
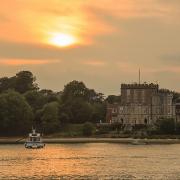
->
[1,137,180,145]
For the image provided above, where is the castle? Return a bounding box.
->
[106,83,176,126]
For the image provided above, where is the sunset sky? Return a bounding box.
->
[0,0,180,95]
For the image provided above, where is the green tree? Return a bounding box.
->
[24,90,46,112]
[15,71,38,93]
[155,118,175,134]
[61,80,89,102]
[106,95,121,104]
[82,122,95,136]
[39,89,58,103]
[60,80,105,124]
[0,90,33,135]
[91,102,106,123]
[59,112,70,124]
[65,99,93,123]
[40,102,60,134]
[0,77,16,93]
[24,90,59,112]
[61,81,105,103]
[87,89,105,103]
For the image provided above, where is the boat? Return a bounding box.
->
[25,129,45,149]
[131,139,147,145]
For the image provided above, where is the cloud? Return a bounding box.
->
[0,59,59,66]
[0,13,9,22]
[1,0,178,46]
[0,0,180,94]
[160,54,180,65]
[81,60,106,67]
[85,0,177,20]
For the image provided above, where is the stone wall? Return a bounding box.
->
[106,83,176,126]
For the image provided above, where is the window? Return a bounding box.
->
[127,89,131,102]
[134,90,138,103]
[127,89,131,96]
[121,118,124,124]
[119,107,123,113]
[112,108,117,113]
[144,118,148,124]
[168,106,171,114]
[134,118,136,124]
[168,97,171,105]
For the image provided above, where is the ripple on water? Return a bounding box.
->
[1,143,180,179]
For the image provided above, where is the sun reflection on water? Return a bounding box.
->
[1,144,180,179]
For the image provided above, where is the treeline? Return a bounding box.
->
[0,71,106,135]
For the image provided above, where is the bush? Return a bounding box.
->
[82,122,94,136]
[155,118,175,134]
[175,121,180,134]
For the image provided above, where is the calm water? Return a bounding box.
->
[1,143,180,179]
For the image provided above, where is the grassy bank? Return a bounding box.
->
[46,124,85,138]
[46,123,97,138]
[2,123,180,144]
[2,137,180,145]
[45,123,180,139]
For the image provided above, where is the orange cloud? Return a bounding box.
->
[81,60,106,67]
[0,59,59,66]
[0,0,177,47]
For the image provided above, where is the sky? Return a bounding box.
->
[0,0,180,95]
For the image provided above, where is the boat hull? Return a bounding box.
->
[25,142,45,149]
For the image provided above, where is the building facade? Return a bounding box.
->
[106,83,176,126]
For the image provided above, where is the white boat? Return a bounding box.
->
[25,129,45,149]
[131,139,147,145]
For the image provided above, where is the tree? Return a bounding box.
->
[40,102,60,134]
[90,102,106,123]
[15,71,38,93]
[61,80,89,102]
[59,112,70,124]
[24,90,59,112]
[61,81,105,103]
[64,99,93,124]
[155,118,175,134]
[0,71,38,94]
[0,72,107,135]
[82,122,95,136]
[0,77,16,93]
[0,90,33,135]
[106,95,121,104]
[59,80,106,124]
[39,89,58,102]
[87,89,105,103]
[24,90,46,112]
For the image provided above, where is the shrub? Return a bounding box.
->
[82,122,94,136]
[155,118,175,134]
[175,121,180,134]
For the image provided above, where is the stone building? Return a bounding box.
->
[175,99,180,122]
[106,83,176,126]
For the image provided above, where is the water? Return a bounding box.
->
[1,143,180,179]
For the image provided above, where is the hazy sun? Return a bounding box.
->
[49,33,76,47]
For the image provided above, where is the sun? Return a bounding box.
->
[49,33,77,47]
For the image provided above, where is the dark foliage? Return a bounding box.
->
[82,122,94,136]
[155,118,175,134]
[106,95,121,104]
[0,90,33,135]
[0,71,106,135]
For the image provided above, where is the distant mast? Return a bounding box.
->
[139,68,141,84]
